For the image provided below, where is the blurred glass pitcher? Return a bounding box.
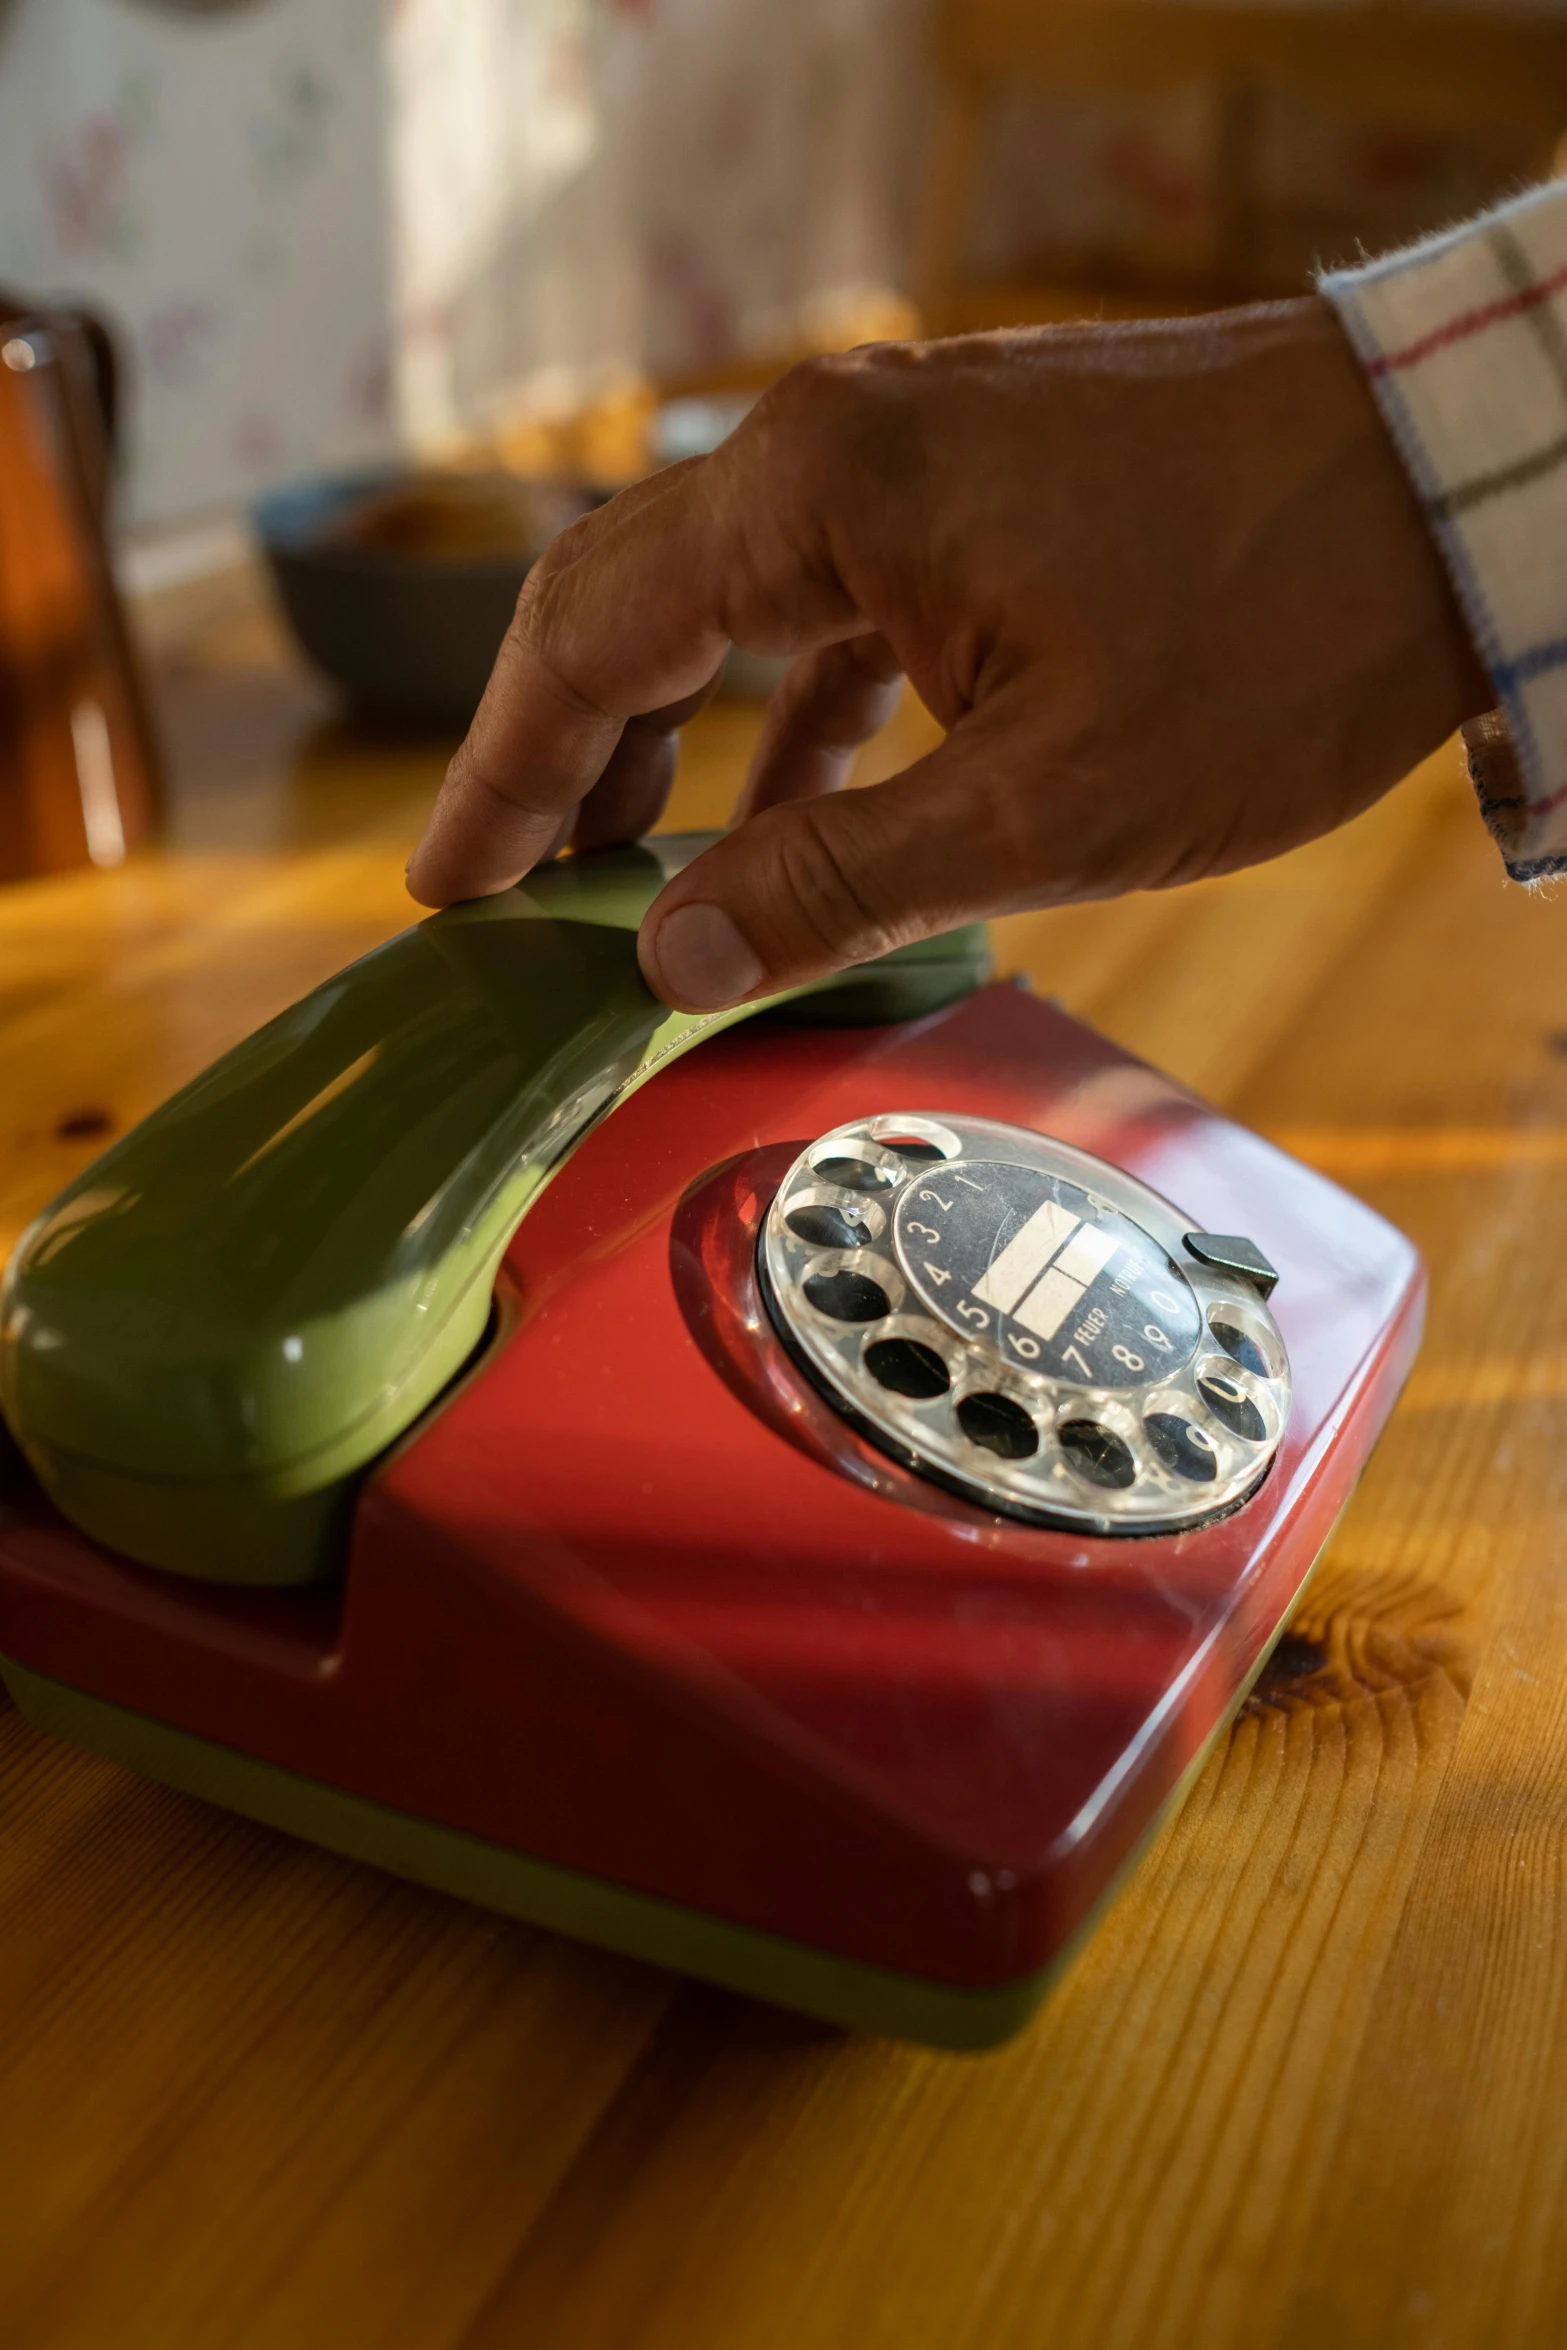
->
[0,300,160,883]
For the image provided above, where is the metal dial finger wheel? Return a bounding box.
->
[759,1111,1290,1537]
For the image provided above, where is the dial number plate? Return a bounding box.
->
[894,1163,1202,1390]
[758,1111,1291,1538]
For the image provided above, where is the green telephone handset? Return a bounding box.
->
[0,837,989,1587]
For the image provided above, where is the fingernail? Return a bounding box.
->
[648,903,766,1009]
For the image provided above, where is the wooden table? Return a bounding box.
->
[3,583,1565,2350]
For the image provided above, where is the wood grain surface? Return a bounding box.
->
[2,580,1564,2349]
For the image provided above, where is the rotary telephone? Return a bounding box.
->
[0,836,1422,2046]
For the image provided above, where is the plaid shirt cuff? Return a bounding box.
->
[1321,181,1567,883]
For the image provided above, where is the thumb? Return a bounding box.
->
[637,702,1055,1010]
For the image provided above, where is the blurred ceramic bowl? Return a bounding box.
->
[253,465,604,731]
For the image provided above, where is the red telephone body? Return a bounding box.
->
[0,984,1421,2045]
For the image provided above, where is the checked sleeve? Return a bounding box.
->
[1321,180,1567,882]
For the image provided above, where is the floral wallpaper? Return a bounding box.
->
[0,0,1555,527]
[0,0,394,528]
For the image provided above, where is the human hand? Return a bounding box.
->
[405,298,1490,1010]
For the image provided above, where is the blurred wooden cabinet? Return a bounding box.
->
[914,0,1567,331]
[0,301,159,883]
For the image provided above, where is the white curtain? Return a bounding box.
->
[390,0,932,450]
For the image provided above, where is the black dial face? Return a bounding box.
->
[892,1161,1201,1390]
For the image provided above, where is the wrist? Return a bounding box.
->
[1194,292,1494,815]
[1295,292,1493,723]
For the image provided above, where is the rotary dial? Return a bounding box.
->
[759,1111,1289,1536]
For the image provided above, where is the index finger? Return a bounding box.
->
[405,409,863,907]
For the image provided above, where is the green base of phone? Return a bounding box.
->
[1,1573,1312,2049]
